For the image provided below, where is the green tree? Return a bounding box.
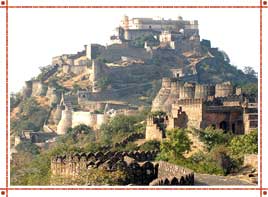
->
[100,115,140,143]
[198,127,233,151]
[131,34,159,48]
[229,130,258,156]
[158,128,192,161]
[240,82,258,95]
[243,66,257,77]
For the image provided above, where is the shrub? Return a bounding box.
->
[51,168,126,186]
[186,147,237,175]
[100,114,144,144]
[139,140,160,151]
[16,141,40,155]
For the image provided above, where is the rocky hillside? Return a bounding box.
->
[10,40,257,135]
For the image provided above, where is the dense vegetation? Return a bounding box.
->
[157,128,258,176]
[10,36,258,185]
[100,113,147,144]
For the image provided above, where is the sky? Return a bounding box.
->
[9,8,260,93]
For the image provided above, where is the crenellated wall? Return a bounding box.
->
[50,150,194,186]
[215,82,233,98]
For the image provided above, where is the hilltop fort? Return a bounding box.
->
[10,15,258,186]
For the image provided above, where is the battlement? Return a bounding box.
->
[51,151,194,186]
[176,98,204,106]
[215,82,233,97]
[52,150,159,165]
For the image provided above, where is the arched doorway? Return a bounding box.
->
[219,121,228,133]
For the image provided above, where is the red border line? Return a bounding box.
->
[0,5,267,8]
[5,0,9,196]
[2,2,264,194]
[259,0,263,196]
[2,187,268,191]
[4,188,266,190]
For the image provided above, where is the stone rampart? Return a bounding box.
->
[41,65,59,81]
[62,64,90,75]
[51,151,194,186]
[149,161,194,185]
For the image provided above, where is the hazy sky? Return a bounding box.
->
[9,8,260,92]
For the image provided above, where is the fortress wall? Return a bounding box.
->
[124,29,159,41]
[57,109,72,135]
[145,117,163,141]
[78,101,106,112]
[41,65,59,81]
[157,161,193,179]
[100,44,151,62]
[151,78,171,112]
[151,89,171,112]
[73,55,90,66]
[72,111,96,128]
[145,124,163,141]
[195,84,209,99]
[149,161,194,186]
[179,83,195,99]
[62,65,90,75]
[96,114,107,129]
[215,83,233,98]
[90,60,109,84]
[172,99,204,129]
[53,105,63,124]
